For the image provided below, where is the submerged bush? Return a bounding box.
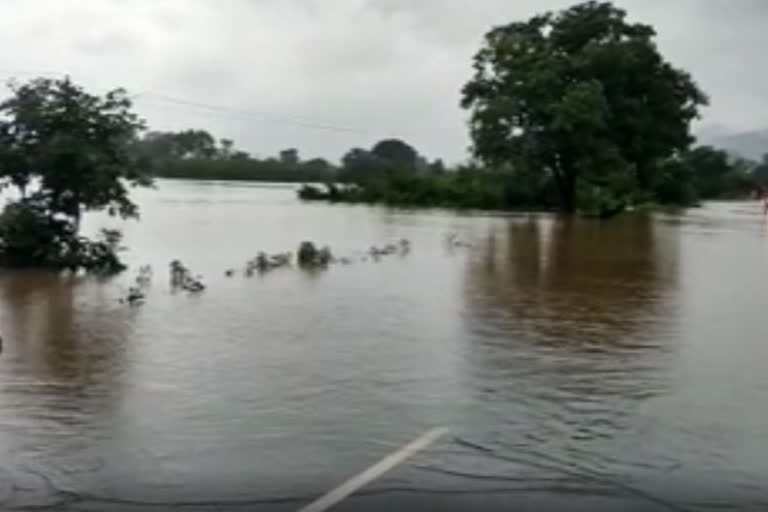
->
[0,199,68,268]
[297,164,558,211]
[0,199,126,274]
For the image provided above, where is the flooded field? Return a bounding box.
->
[1,180,767,511]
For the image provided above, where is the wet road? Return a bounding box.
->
[0,180,767,511]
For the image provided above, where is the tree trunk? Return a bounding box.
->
[561,176,576,213]
[553,168,576,213]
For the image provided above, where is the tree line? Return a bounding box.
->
[134,130,335,182]
[137,126,768,213]
[133,130,448,184]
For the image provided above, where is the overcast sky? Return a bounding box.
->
[0,0,765,163]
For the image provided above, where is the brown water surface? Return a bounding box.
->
[1,180,767,511]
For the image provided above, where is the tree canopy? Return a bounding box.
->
[461,1,708,213]
[0,76,150,273]
[370,139,419,169]
[140,129,217,161]
[0,77,149,221]
[337,139,432,183]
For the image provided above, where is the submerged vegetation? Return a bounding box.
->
[299,164,558,210]
[0,77,151,274]
[121,236,418,306]
[297,144,768,215]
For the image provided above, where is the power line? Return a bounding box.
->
[0,68,384,137]
[136,92,373,136]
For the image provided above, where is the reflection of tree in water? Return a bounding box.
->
[0,274,132,433]
[0,272,130,388]
[0,273,136,508]
[465,215,680,349]
[460,215,682,448]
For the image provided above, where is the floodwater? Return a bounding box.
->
[0,180,767,511]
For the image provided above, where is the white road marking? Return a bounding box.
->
[296,427,448,512]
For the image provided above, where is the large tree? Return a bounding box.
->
[461,1,708,212]
[339,147,379,183]
[370,139,419,169]
[0,76,150,272]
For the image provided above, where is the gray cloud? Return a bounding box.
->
[0,0,765,163]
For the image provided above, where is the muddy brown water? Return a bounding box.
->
[0,180,767,511]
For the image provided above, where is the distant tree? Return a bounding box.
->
[303,157,333,174]
[219,138,234,159]
[175,129,217,159]
[341,148,371,168]
[339,147,381,183]
[653,157,697,205]
[461,1,708,212]
[415,155,430,174]
[279,148,300,166]
[684,146,734,199]
[136,129,217,162]
[231,150,251,161]
[370,139,419,169]
[428,158,446,175]
[0,76,150,272]
[139,131,179,161]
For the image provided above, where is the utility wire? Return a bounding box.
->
[0,68,383,137]
[136,92,372,135]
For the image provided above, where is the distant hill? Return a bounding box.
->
[696,127,768,161]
